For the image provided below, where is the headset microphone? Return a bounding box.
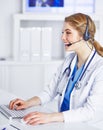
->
[66,39,82,46]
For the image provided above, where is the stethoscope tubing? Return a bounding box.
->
[57,50,96,94]
[64,50,96,90]
[79,50,96,81]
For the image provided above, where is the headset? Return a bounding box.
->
[66,15,91,47]
[83,15,91,41]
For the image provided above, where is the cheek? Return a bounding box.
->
[72,34,81,42]
[65,35,73,41]
[61,34,69,42]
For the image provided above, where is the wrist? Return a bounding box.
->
[49,112,64,122]
[26,96,41,107]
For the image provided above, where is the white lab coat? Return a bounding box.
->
[38,49,103,123]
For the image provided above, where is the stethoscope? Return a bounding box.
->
[57,50,96,96]
[74,50,96,89]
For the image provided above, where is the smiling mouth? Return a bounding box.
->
[65,43,72,47]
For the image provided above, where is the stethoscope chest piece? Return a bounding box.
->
[74,81,82,90]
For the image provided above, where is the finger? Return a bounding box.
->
[9,99,19,109]
[27,118,41,125]
[23,112,39,121]
[16,105,25,110]
[9,99,16,109]
[10,99,23,110]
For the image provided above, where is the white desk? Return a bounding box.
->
[0,89,102,130]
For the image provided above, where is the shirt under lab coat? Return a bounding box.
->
[37,49,103,123]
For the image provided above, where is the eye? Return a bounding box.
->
[61,31,72,35]
[66,31,71,35]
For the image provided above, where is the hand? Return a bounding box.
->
[23,112,52,125]
[9,98,29,110]
[23,112,64,125]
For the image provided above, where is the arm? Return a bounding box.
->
[23,112,64,125]
[9,53,74,110]
[9,96,41,110]
[37,64,64,105]
[26,96,41,107]
[38,54,74,105]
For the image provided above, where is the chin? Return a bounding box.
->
[65,46,71,51]
[65,51,75,57]
[65,47,74,52]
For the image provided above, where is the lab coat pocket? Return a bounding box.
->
[78,81,93,106]
[70,80,90,108]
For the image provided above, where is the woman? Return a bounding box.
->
[9,13,103,125]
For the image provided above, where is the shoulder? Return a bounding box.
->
[90,53,103,77]
[58,52,76,72]
[94,53,103,67]
[62,52,75,67]
[64,52,76,63]
[58,52,76,74]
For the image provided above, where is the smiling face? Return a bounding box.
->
[61,22,83,51]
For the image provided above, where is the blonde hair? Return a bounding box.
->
[65,13,103,57]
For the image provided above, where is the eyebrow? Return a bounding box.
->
[62,28,71,33]
[65,29,71,31]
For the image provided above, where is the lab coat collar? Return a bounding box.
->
[69,54,78,77]
[70,49,96,71]
[83,49,96,71]
[62,49,96,77]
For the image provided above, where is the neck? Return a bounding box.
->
[76,46,92,68]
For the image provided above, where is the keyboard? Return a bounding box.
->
[0,105,26,119]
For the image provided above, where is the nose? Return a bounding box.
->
[61,33,68,43]
[61,33,66,42]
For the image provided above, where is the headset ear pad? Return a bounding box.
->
[83,27,90,41]
[83,16,91,41]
